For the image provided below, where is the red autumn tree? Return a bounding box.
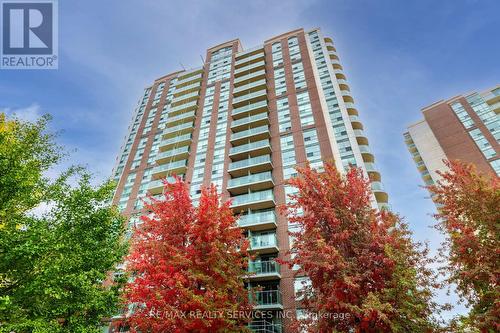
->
[282,162,439,332]
[122,179,252,332]
[428,160,499,332]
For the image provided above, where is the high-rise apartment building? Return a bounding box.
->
[404,86,500,188]
[110,28,388,332]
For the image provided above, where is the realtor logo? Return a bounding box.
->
[1,0,58,69]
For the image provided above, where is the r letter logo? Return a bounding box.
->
[1,0,58,69]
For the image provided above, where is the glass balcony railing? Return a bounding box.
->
[156,146,189,161]
[233,79,267,95]
[248,260,280,275]
[228,155,272,172]
[238,210,276,228]
[231,112,269,129]
[371,181,384,191]
[173,81,201,96]
[166,111,196,124]
[232,89,267,105]
[234,69,266,85]
[231,189,274,209]
[228,171,273,189]
[249,231,277,250]
[364,162,379,173]
[353,129,366,137]
[248,321,283,333]
[234,60,266,75]
[169,100,197,114]
[235,51,265,67]
[151,159,187,175]
[250,290,282,307]
[164,121,193,135]
[229,139,270,156]
[232,100,268,117]
[231,125,269,141]
[171,91,199,105]
[160,133,192,147]
[358,145,371,154]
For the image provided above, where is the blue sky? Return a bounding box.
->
[1,0,499,320]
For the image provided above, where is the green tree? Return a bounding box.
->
[0,113,128,332]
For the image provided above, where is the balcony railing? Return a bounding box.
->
[249,231,277,250]
[250,290,282,308]
[231,112,269,130]
[232,89,267,106]
[232,100,268,117]
[229,139,271,158]
[233,79,267,95]
[248,321,283,333]
[231,189,274,211]
[156,146,190,162]
[235,51,265,67]
[163,121,193,136]
[151,159,187,177]
[160,133,192,148]
[238,210,276,229]
[166,111,196,125]
[234,69,266,85]
[169,100,198,114]
[231,125,269,141]
[228,155,273,177]
[234,60,266,76]
[248,260,280,276]
[228,171,273,189]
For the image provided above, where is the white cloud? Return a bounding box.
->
[1,103,42,122]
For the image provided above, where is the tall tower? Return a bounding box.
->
[404,85,500,189]
[111,28,388,332]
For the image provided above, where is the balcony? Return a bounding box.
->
[173,81,201,97]
[234,60,266,77]
[151,159,187,178]
[349,115,363,130]
[169,100,198,115]
[156,146,190,164]
[250,290,283,310]
[159,133,192,151]
[229,139,272,160]
[354,129,368,145]
[170,91,200,107]
[165,110,196,127]
[227,171,274,195]
[234,69,266,86]
[364,162,381,181]
[228,155,273,177]
[249,231,278,254]
[147,177,176,195]
[246,260,280,280]
[248,321,283,333]
[371,181,388,204]
[232,100,268,119]
[358,145,374,162]
[232,89,267,108]
[231,189,275,211]
[231,111,270,132]
[233,79,267,97]
[230,125,270,145]
[176,69,203,86]
[162,121,194,138]
[235,50,265,68]
[344,102,358,116]
[237,210,277,230]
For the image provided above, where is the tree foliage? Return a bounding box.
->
[0,113,127,332]
[428,160,499,332]
[282,162,439,332]
[122,180,252,332]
